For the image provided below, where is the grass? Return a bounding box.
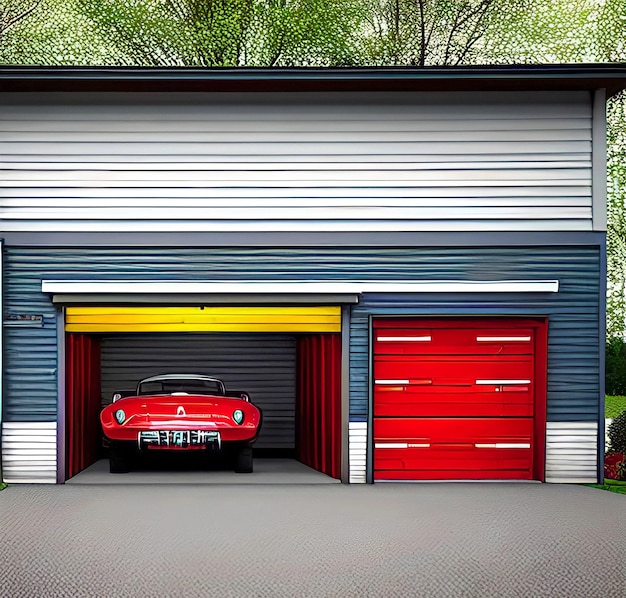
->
[585,479,626,495]
[606,396,626,419]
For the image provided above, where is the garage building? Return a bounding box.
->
[1,65,625,484]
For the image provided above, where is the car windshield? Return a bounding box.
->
[137,378,224,396]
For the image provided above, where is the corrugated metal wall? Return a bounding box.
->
[296,334,341,478]
[0,90,592,233]
[100,334,296,450]
[349,246,600,424]
[66,334,101,478]
[2,245,601,482]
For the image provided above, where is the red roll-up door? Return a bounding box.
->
[373,319,547,481]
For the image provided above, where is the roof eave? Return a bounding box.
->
[1,64,625,96]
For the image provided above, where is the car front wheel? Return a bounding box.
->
[235,446,253,474]
[109,444,132,474]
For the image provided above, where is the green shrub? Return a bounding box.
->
[607,410,626,454]
[606,338,626,396]
[606,396,626,419]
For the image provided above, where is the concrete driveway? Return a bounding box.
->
[0,482,624,597]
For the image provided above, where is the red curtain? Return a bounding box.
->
[66,334,102,479]
[296,334,341,479]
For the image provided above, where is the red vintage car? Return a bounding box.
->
[100,374,262,474]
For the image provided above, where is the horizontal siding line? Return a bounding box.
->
[0,153,593,164]
[0,141,593,153]
[2,422,56,429]
[0,117,591,133]
[0,130,591,146]
[0,188,593,200]
[0,171,594,183]
[0,102,591,117]
[0,207,594,220]
[0,160,593,171]
[0,221,594,233]
[0,95,590,108]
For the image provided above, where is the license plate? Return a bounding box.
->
[138,430,221,449]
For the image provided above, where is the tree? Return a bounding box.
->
[70,0,362,67]
[357,0,527,66]
[607,94,626,339]
[0,0,40,38]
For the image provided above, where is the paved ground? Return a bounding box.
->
[67,458,340,485]
[1,481,625,597]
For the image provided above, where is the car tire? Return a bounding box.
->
[235,446,253,473]
[109,444,132,474]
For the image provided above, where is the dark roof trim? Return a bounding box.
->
[1,64,626,96]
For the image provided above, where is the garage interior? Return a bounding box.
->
[63,306,342,482]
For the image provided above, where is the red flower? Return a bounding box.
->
[604,452,625,480]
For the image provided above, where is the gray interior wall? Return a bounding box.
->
[100,334,296,450]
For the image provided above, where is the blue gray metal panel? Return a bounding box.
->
[3,245,600,429]
[348,247,601,423]
[0,231,606,247]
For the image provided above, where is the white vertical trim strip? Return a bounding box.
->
[349,422,367,484]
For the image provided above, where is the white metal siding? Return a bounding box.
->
[545,422,598,483]
[0,91,592,233]
[349,421,367,483]
[1,422,57,483]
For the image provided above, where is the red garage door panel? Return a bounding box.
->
[374,328,534,356]
[375,356,533,382]
[375,355,533,417]
[374,418,533,480]
[372,318,546,481]
[375,386,532,418]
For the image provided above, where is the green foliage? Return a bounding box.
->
[1,0,363,66]
[358,0,524,66]
[606,339,626,396]
[607,93,626,339]
[0,0,122,64]
[606,395,626,419]
[0,482,6,491]
[0,0,40,36]
[608,410,626,454]
[484,0,611,64]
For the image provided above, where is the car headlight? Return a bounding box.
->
[233,409,244,425]
[114,409,126,424]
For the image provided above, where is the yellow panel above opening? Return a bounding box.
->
[65,306,342,333]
